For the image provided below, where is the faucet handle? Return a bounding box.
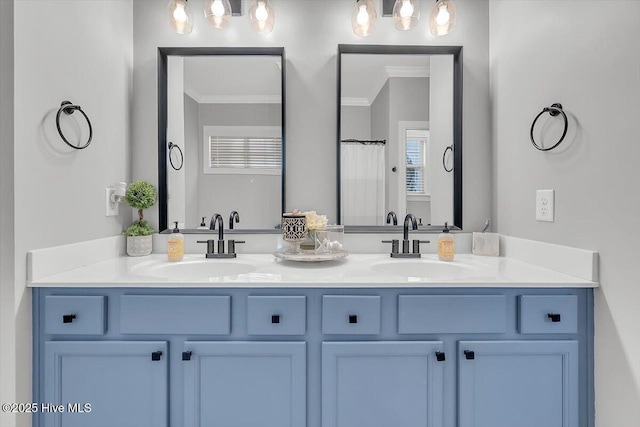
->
[382,239,400,255]
[228,240,245,255]
[197,240,216,256]
[412,239,431,255]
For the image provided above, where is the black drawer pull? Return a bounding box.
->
[151,351,163,361]
[435,351,446,362]
[62,314,76,324]
[547,313,562,322]
[464,350,475,360]
[348,314,358,324]
[182,351,192,361]
[271,314,281,324]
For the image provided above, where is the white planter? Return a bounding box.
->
[127,235,152,257]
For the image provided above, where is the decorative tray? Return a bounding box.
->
[273,250,349,262]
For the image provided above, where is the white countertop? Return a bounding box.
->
[27,253,598,288]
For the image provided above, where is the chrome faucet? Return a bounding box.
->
[199,213,244,258]
[382,213,429,258]
[386,211,398,225]
[229,211,240,229]
[403,214,417,241]
[210,213,224,241]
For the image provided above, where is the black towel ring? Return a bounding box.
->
[55,101,93,150]
[530,103,568,152]
[168,141,184,171]
[443,145,453,172]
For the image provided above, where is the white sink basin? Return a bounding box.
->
[371,259,473,280]
[135,259,259,281]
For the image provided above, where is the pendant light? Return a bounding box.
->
[429,0,456,36]
[168,0,193,35]
[352,0,377,37]
[249,0,275,34]
[204,0,232,29]
[393,0,420,31]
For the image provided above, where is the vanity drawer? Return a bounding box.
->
[518,295,578,334]
[247,296,306,335]
[44,295,106,335]
[322,295,381,335]
[120,295,230,335]
[398,295,507,334]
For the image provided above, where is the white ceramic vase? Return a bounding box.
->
[127,235,152,257]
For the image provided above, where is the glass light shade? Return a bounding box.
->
[168,0,193,34]
[204,0,232,29]
[429,0,456,36]
[249,0,275,34]
[393,0,420,31]
[351,0,377,37]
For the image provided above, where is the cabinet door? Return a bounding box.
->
[458,340,578,427]
[43,341,168,427]
[322,341,444,427]
[183,341,306,427]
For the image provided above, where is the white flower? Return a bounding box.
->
[304,210,328,231]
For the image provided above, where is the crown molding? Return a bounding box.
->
[341,97,371,107]
[385,65,430,78]
[366,65,430,105]
[184,89,281,104]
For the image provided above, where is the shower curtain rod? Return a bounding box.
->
[341,139,386,145]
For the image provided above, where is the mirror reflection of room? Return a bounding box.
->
[340,53,454,226]
[166,55,283,230]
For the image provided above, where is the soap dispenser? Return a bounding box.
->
[167,221,184,262]
[438,222,455,261]
[196,217,208,230]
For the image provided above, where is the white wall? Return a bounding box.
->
[388,77,429,217]
[341,105,371,140]
[490,1,640,426]
[184,94,200,224]
[0,1,15,425]
[132,0,492,231]
[8,1,134,425]
[167,56,187,227]
[429,55,454,225]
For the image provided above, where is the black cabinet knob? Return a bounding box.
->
[348,314,358,324]
[271,314,281,324]
[435,351,446,362]
[62,314,76,324]
[151,351,163,361]
[182,351,192,361]
[464,350,475,360]
[547,313,561,322]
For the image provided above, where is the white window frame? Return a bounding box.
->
[397,121,430,214]
[405,129,430,202]
[203,126,282,176]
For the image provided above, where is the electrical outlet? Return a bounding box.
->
[105,187,118,216]
[536,189,554,222]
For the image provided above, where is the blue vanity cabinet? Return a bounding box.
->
[322,341,445,427]
[458,340,579,427]
[33,287,593,427]
[183,341,306,427]
[43,341,168,427]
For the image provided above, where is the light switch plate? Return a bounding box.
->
[536,189,554,222]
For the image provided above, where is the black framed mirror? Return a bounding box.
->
[158,47,286,233]
[337,44,462,230]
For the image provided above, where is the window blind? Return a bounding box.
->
[208,136,282,173]
[406,139,426,194]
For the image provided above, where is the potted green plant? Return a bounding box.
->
[124,181,157,256]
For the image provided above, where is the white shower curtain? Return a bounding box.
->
[341,143,385,225]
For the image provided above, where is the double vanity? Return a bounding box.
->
[29,237,597,427]
[26,42,597,427]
